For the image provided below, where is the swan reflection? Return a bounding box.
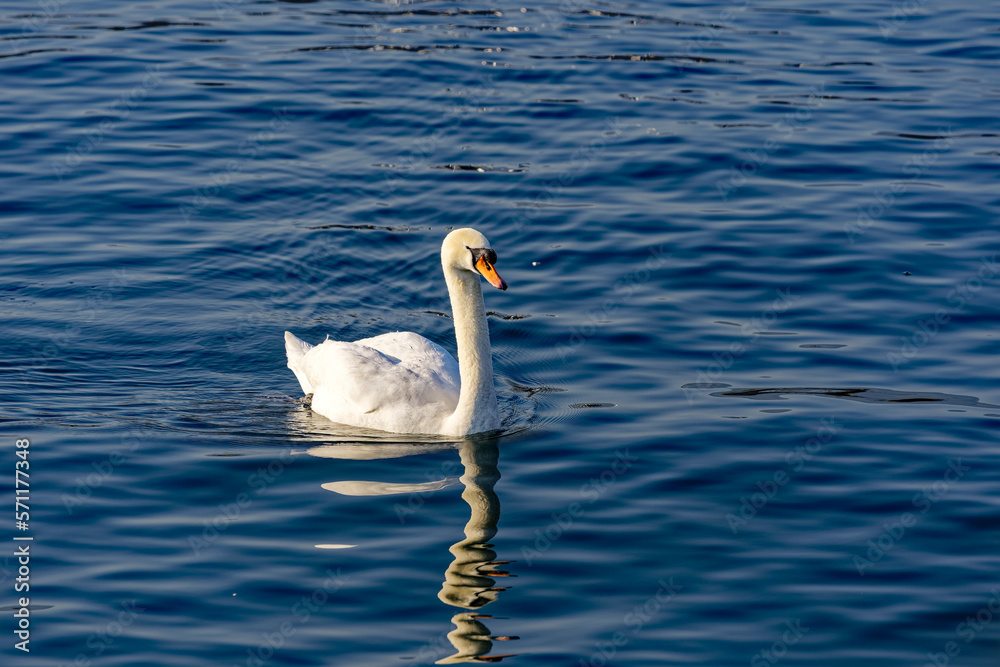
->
[312,437,517,663]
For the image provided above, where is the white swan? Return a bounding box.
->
[284,228,508,436]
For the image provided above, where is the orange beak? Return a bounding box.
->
[475,255,508,291]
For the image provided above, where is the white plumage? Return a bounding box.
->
[284,228,508,436]
[284,331,461,434]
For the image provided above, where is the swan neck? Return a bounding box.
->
[444,265,498,435]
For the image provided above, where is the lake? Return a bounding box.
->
[2,1,999,665]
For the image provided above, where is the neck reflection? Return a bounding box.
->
[436,437,517,664]
[311,435,517,663]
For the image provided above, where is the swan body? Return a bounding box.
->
[284,228,508,436]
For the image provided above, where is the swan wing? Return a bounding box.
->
[284,330,460,433]
[355,331,460,388]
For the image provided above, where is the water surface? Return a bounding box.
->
[2,1,1000,665]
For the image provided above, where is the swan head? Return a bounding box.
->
[441,228,508,291]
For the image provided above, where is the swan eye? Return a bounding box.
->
[469,247,498,267]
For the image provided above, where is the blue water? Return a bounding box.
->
[2,1,1000,665]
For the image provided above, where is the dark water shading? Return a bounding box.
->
[711,387,1000,409]
[2,1,1000,666]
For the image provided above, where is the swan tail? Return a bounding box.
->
[284,331,315,395]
